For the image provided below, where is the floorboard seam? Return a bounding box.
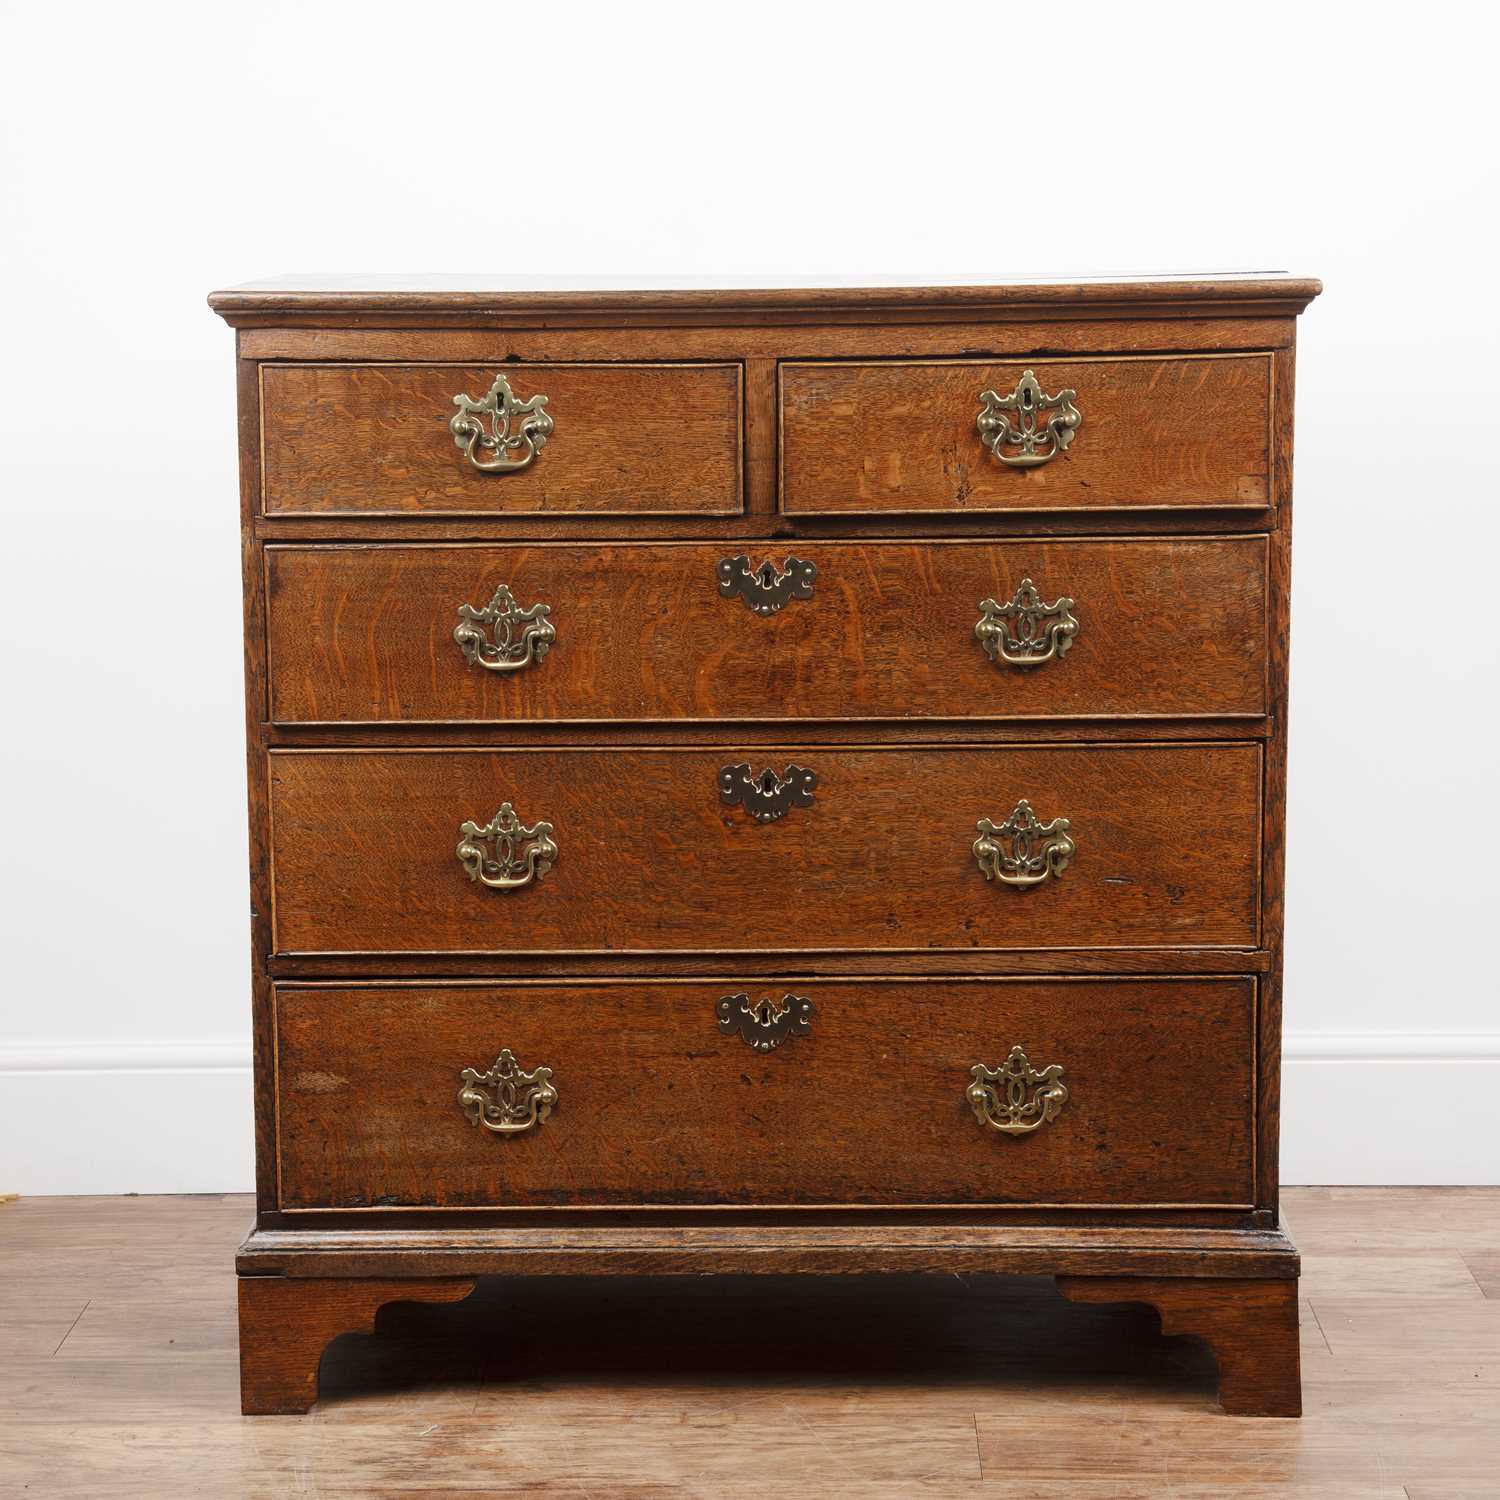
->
[1459,1250,1490,1298]
[51,1299,90,1357]
[1306,1298,1334,1355]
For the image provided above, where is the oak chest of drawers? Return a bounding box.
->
[211,274,1320,1416]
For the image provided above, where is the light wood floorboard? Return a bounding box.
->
[0,1189,1496,1496]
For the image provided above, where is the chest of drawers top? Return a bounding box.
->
[213,273,1319,532]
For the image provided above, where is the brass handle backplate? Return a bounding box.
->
[716,992,816,1052]
[717,554,817,616]
[973,800,1074,887]
[967,1045,1068,1135]
[459,1048,557,1135]
[457,803,557,889]
[450,373,554,473]
[454,583,555,672]
[976,370,1081,468]
[976,579,1078,668]
[719,763,818,823]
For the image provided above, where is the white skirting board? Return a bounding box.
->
[1279,1033,1500,1185]
[0,1043,256,1197]
[2,1035,1498,1195]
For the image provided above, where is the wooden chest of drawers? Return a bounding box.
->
[212,274,1319,1417]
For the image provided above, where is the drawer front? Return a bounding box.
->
[267,744,1260,955]
[267,538,1268,725]
[274,978,1256,1210]
[780,355,1271,514]
[260,363,743,516]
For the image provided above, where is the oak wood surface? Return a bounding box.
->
[1058,1275,1301,1416]
[265,743,1262,955]
[253,509,1279,545]
[263,720,1272,751]
[265,537,1269,725]
[1256,341,1298,1212]
[237,1276,475,1414]
[260,362,743,516]
[780,356,1272,514]
[235,351,279,1217]
[236,312,1299,367]
[208,272,1324,326]
[272,977,1255,1211]
[267,946,1274,983]
[238,1221,1297,1278]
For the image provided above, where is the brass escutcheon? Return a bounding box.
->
[716,992,816,1052]
[717,554,817,616]
[718,764,818,823]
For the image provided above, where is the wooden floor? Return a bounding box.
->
[1,1191,1497,1497]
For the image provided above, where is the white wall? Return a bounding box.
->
[1,0,1496,1193]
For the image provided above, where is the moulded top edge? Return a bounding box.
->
[208,273,1323,321]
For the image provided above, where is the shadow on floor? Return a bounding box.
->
[320,1273,1219,1409]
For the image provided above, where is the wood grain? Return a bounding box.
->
[1058,1275,1301,1415]
[238,1222,1298,1279]
[208,273,1323,325]
[265,537,1269,725]
[780,356,1272,513]
[1255,340,1297,1212]
[1464,1251,1500,1297]
[233,314,1300,377]
[237,1276,475,1413]
[272,977,1256,1211]
[265,743,1263,955]
[267,945,1274,984]
[260,363,743,516]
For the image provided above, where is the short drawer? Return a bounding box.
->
[259,362,743,516]
[780,355,1272,514]
[266,537,1268,724]
[274,977,1256,1210]
[266,743,1261,956]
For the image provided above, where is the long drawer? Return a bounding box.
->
[266,538,1268,725]
[267,744,1261,955]
[259,362,743,516]
[780,355,1272,514]
[274,978,1256,1210]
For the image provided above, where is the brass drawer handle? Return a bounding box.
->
[459,1049,557,1135]
[967,1045,1068,1135]
[716,992,816,1052]
[717,554,817,616]
[450,373,554,473]
[973,800,1074,887]
[976,579,1078,668]
[456,803,557,889]
[454,583,555,673]
[719,763,817,823]
[976,370,1081,468]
